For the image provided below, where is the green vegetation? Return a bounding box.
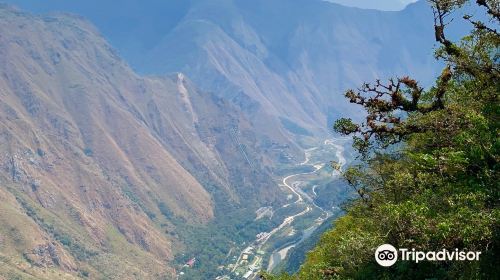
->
[274,216,337,274]
[265,1,499,279]
[164,193,283,279]
[15,195,98,261]
[313,179,352,211]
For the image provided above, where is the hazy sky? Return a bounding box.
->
[325,0,419,11]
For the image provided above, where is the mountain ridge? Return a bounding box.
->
[2,0,444,154]
[0,5,286,279]
[0,1,471,278]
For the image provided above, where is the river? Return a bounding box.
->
[224,137,348,279]
[266,137,348,272]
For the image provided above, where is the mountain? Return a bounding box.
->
[126,0,441,136]
[325,0,418,11]
[3,0,444,150]
[0,0,472,279]
[0,5,286,279]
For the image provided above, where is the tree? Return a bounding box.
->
[265,0,499,279]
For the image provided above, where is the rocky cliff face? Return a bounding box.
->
[0,5,282,279]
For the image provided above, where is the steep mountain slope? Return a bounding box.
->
[3,0,444,157]
[141,0,438,125]
[0,5,282,279]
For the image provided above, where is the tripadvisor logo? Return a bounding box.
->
[375,244,398,267]
[375,244,482,267]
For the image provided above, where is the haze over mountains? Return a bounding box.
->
[6,0,442,137]
[326,0,418,11]
[0,0,455,279]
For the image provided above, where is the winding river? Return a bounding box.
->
[266,138,348,272]
[225,137,348,278]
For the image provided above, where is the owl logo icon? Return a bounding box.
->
[375,244,398,267]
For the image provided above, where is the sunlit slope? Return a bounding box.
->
[0,5,283,279]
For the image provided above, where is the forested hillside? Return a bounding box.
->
[265,0,499,279]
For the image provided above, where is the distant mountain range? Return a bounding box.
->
[0,0,465,278]
[325,0,418,11]
[4,0,443,137]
